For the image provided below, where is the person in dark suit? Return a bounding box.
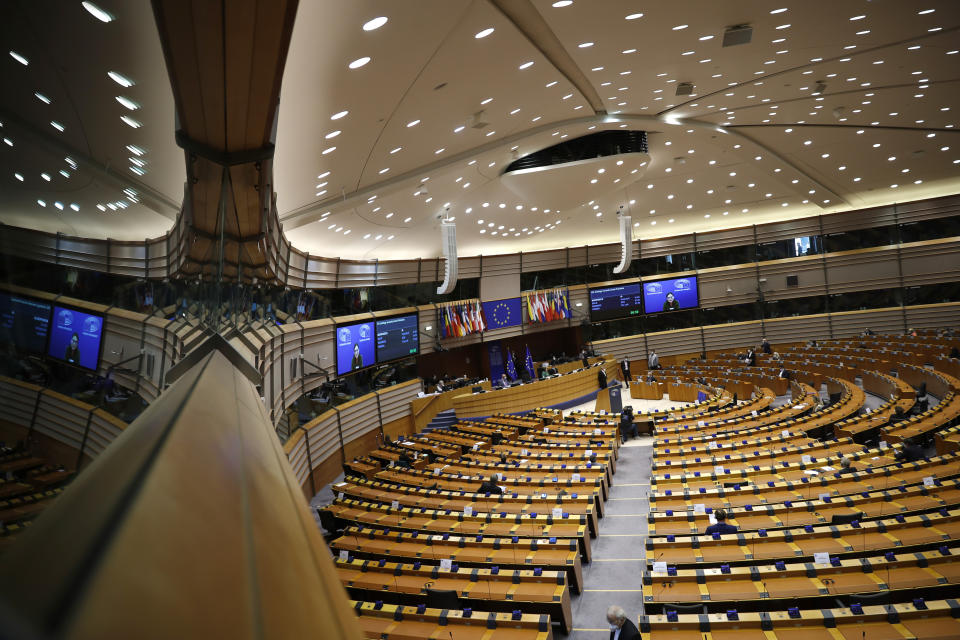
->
[704,509,738,535]
[745,349,756,366]
[351,343,363,370]
[761,337,772,354]
[606,605,640,640]
[620,358,631,386]
[597,367,607,390]
[477,475,503,495]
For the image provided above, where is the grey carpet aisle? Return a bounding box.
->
[566,439,652,639]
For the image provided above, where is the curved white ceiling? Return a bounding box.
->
[2,0,959,259]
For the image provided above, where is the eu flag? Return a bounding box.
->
[481,297,522,329]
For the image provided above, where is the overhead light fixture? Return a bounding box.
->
[362,16,387,31]
[9,51,29,65]
[81,1,114,22]
[108,71,134,87]
[475,28,494,39]
[115,96,139,110]
[348,56,370,69]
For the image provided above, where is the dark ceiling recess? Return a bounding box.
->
[504,130,648,173]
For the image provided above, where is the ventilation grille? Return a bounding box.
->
[722,24,752,47]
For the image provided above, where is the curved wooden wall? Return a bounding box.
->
[1,191,957,288]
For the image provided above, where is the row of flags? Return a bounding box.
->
[439,300,486,339]
[524,288,571,324]
[503,344,536,381]
[440,289,571,339]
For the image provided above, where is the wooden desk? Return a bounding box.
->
[353,600,553,640]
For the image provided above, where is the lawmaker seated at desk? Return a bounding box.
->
[477,475,504,495]
[704,509,738,536]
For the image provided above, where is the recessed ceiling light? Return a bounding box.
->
[770,7,788,13]
[325,130,341,139]
[9,51,29,66]
[475,28,494,39]
[849,15,866,21]
[34,92,51,104]
[699,35,714,41]
[54,201,64,210]
[14,172,23,181]
[115,96,139,110]
[362,16,388,31]
[107,71,134,87]
[50,121,65,132]
[775,24,791,29]
[378,168,389,174]
[480,97,493,105]
[349,56,370,69]
[70,203,80,212]
[318,171,331,179]
[331,110,348,120]
[129,166,145,175]
[672,24,688,30]
[322,146,336,154]
[578,42,593,48]
[120,115,140,128]
[918,8,935,14]
[406,119,420,127]
[435,148,444,154]
[552,0,572,6]
[81,2,114,22]
[625,12,643,20]
[519,61,534,70]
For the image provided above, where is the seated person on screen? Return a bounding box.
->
[351,343,363,370]
[704,509,738,535]
[65,333,81,363]
[478,475,503,495]
[662,292,680,311]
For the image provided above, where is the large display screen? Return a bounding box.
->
[0,292,52,354]
[336,321,375,376]
[643,276,699,313]
[376,313,419,363]
[46,305,104,370]
[588,283,644,322]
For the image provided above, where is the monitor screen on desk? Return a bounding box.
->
[588,282,644,322]
[336,321,375,376]
[0,292,51,354]
[47,305,104,370]
[642,276,699,313]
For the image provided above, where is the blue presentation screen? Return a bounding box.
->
[588,283,644,322]
[47,305,104,370]
[336,321,375,376]
[0,292,51,354]
[376,313,419,363]
[643,276,699,313]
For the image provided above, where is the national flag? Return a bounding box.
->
[506,349,517,380]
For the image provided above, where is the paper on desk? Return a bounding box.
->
[572,473,581,482]
[391,500,400,510]
[801,455,812,464]
[440,559,453,571]
[585,449,593,457]
[820,466,835,472]
[339,550,349,562]
[553,507,563,519]
[693,503,706,514]
[804,470,819,475]
[819,493,830,501]
[782,430,791,438]
[464,506,473,517]
[814,552,830,565]
[923,476,935,487]
[653,561,668,574]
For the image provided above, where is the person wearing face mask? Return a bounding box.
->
[606,605,640,640]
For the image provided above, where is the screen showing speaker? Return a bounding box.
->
[47,305,104,370]
[336,321,375,376]
[0,292,52,354]
[643,276,699,313]
[588,282,644,322]
[375,313,419,364]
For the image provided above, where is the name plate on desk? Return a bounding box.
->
[464,506,473,517]
[553,508,563,519]
[714,466,725,474]
[924,476,935,487]
[339,550,349,562]
[652,561,668,574]
[391,500,400,510]
[801,455,812,464]
[693,504,706,514]
[814,552,830,565]
[782,430,791,438]
[879,440,888,449]
[440,559,453,571]
[572,473,581,482]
